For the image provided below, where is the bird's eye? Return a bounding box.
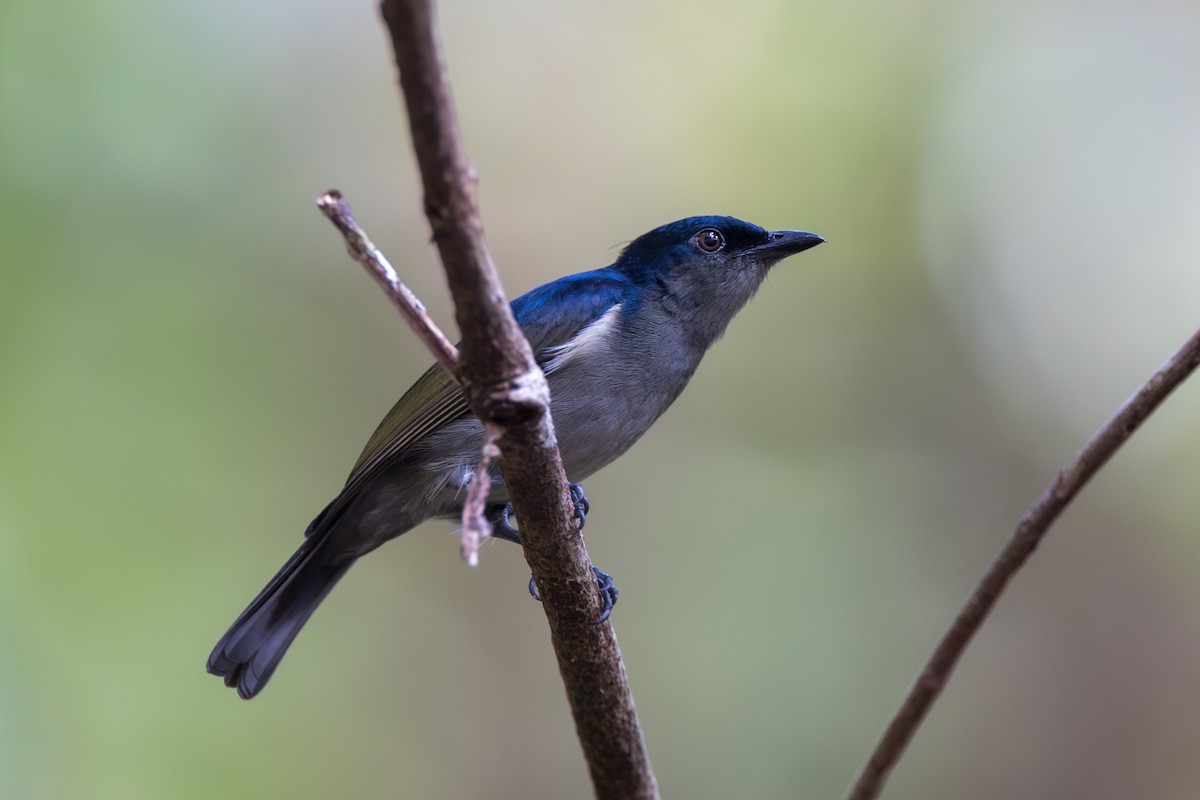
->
[695,229,725,253]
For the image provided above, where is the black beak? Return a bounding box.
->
[753,229,825,259]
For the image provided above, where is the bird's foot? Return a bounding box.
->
[489,482,610,620]
[568,482,589,531]
[528,565,619,624]
[488,501,521,544]
[487,482,589,544]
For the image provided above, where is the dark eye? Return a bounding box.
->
[695,228,725,253]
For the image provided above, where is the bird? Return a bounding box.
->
[207,215,824,698]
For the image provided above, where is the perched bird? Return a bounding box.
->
[207,215,824,698]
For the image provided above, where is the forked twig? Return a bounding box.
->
[318,190,497,560]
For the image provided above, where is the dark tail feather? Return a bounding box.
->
[207,536,353,699]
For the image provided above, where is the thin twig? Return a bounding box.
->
[317,190,459,375]
[845,325,1200,800]
[377,1,660,797]
[317,191,504,562]
[461,423,501,566]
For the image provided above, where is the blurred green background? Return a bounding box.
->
[3,0,1200,797]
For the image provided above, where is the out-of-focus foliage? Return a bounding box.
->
[2,0,1199,798]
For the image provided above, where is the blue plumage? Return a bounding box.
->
[511,269,631,351]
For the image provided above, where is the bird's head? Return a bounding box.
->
[613,215,824,343]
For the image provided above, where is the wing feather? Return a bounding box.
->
[335,269,631,503]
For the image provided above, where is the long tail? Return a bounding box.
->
[207,536,353,699]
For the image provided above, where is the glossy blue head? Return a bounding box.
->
[612,215,824,345]
[615,216,823,276]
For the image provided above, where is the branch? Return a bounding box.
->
[845,325,1200,800]
[375,1,660,797]
[317,190,495,565]
[317,190,459,375]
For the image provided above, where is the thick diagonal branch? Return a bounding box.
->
[377,1,659,797]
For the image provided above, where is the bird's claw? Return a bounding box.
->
[488,482,589,544]
[568,482,590,531]
[528,565,618,624]
[495,481,611,621]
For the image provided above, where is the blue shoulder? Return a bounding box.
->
[511,269,632,350]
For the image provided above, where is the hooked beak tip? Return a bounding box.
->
[759,229,825,258]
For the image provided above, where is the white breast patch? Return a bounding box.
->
[542,304,623,374]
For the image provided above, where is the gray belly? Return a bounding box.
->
[548,356,687,481]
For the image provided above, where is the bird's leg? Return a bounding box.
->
[486,482,590,543]
[487,483,617,622]
[531,483,618,622]
[486,501,521,544]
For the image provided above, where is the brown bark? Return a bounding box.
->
[372,1,660,797]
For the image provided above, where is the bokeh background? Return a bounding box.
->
[3,0,1200,797]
